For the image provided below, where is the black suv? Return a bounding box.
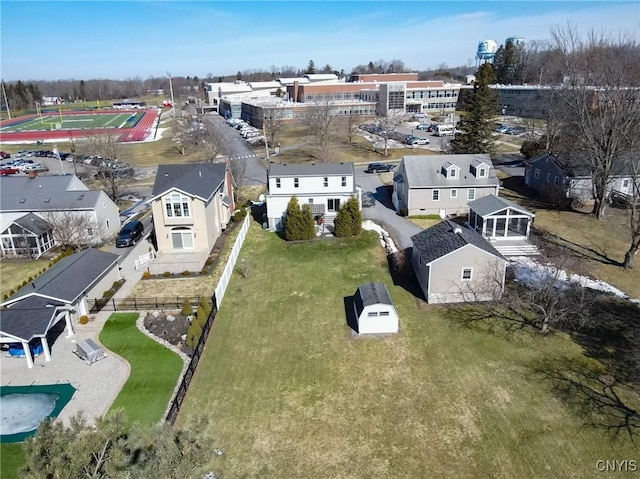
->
[116,220,144,247]
[365,162,395,173]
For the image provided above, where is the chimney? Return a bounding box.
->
[28,170,38,179]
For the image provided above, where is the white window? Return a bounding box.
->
[171,227,194,250]
[432,190,440,201]
[467,188,476,200]
[546,173,551,183]
[341,176,347,187]
[276,178,281,188]
[461,268,473,281]
[323,177,328,187]
[164,193,190,218]
[294,178,299,188]
[450,189,457,199]
[308,198,314,204]
[554,176,560,185]
[449,168,457,179]
[534,168,541,179]
[622,179,630,188]
[478,167,487,178]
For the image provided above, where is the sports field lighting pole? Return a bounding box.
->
[1,80,11,119]
[53,144,65,175]
[167,71,175,118]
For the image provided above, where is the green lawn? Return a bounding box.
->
[2,112,145,133]
[0,444,24,478]
[99,313,184,426]
[0,259,49,299]
[176,224,638,478]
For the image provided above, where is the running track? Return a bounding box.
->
[0,109,160,143]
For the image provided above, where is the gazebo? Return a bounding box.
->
[0,296,75,368]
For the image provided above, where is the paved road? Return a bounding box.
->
[201,113,266,186]
[355,163,423,251]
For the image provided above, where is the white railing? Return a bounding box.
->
[214,212,250,306]
[134,251,155,270]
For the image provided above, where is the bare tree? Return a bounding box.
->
[78,133,130,201]
[228,157,246,189]
[263,106,285,148]
[43,210,101,250]
[198,124,223,163]
[374,108,404,157]
[172,117,191,156]
[343,108,362,144]
[79,133,121,161]
[550,26,640,220]
[303,100,336,162]
[622,154,640,268]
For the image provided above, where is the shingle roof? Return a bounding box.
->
[151,163,226,201]
[269,163,354,177]
[0,175,101,212]
[13,213,52,235]
[411,220,504,265]
[467,194,534,217]
[401,154,499,188]
[0,296,66,342]
[354,282,394,316]
[4,248,119,305]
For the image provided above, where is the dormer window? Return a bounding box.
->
[470,160,489,178]
[442,162,460,179]
[449,168,457,179]
[478,167,487,178]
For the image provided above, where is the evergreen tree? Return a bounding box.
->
[334,196,362,237]
[284,196,303,240]
[493,42,524,85]
[79,80,86,101]
[306,60,316,74]
[300,204,316,240]
[450,63,498,155]
[185,322,202,350]
[181,298,193,317]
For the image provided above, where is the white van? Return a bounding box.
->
[434,124,455,137]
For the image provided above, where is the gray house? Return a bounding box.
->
[1,248,120,368]
[393,154,500,217]
[0,174,121,250]
[411,220,507,304]
[524,153,635,202]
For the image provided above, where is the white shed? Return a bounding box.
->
[353,282,399,334]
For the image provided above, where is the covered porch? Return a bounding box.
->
[467,194,539,256]
[0,213,55,259]
[0,296,75,368]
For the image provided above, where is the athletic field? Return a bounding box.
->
[0,109,160,143]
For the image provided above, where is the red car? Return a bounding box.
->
[0,167,19,176]
[0,151,10,159]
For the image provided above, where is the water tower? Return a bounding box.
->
[505,37,525,48]
[476,39,498,66]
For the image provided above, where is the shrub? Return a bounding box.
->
[181,270,191,276]
[205,258,214,266]
[520,136,547,159]
[185,322,202,350]
[334,196,362,238]
[162,271,172,278]
[540,184,572,210]
[79,315,89,325]
[142,271,151,279]
[236,259,251,278]
[27,276,33,282]
[112,281,122,289]
[9,289,15,296]
[232,209,247,222]
[181,298,193,317]
[399,207,408,217]
[2,294,8,301]
[102,290,113,298]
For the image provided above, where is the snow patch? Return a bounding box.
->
[510,256,639,303]
[362,220,398,254]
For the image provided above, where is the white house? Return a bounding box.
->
[353,282,399,334]
[266,163,362,231]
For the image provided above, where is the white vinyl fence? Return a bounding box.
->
[214,212,250,306]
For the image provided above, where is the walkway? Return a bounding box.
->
[1,238,150,426]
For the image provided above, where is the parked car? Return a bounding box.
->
[415,123,431,130]
[0,151,10,159]
[413,113,428,119]
[365,162,395,173]
[115,220,144,247]
[0,167,20,176]
[410,137,430,145]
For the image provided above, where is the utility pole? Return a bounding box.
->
[1,80,11,119]
[167,71,176,118]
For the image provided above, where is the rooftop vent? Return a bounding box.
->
[454,226,462,234]
[44,198,51,203]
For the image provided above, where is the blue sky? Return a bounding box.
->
[1,1,638,81]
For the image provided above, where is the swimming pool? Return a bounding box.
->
[0,383,76,443]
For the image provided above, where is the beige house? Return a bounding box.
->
[411,220,506,304]
[148,163,235,273]
[393,154,500,217]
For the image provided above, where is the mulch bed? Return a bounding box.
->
[143,310,192,355]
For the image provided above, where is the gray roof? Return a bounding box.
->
[269,163,355,177]
[468,194,534,218]
[411,220,504,265]
[4,248,119,305]
[0,296,66,342]
[152,163,226,201]
[400,154,500,188]
[354,282,394,315]
[0,175,102,212]
[13,213,53,235]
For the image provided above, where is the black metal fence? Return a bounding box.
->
[88,296,209,313]
[166,294,219,425]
